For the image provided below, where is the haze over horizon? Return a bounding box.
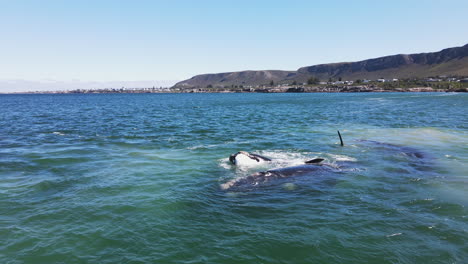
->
[1,0,468,92]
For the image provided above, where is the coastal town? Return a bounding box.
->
[10,76,468,94]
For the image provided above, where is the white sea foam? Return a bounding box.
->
[386,233,402,237]
[327,154,357,162]
[52,132,65,136]
[218,158,233,170]
[256,150,318,169]
[367,97,389,102]
[187,144,220,150]
[434,92,459,96]
[218,150,310,173]
[219,150,357,175]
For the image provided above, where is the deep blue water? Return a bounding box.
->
[0,93,467,263]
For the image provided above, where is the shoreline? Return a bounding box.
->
[3,86,467,95]
[173,86,467,93]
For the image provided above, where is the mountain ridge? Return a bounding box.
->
[173,44,468,88]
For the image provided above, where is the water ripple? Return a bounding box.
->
[0,93,467,263]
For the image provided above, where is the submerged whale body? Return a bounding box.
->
[221,163,335,190]
[357,140,427,159]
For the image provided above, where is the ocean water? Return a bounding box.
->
[0,92,467,263]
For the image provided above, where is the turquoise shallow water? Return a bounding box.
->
[0,93,467,263]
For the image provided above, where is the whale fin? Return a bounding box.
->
[305,158,324,164]
[337,130,344,146]
[250,153,272,162]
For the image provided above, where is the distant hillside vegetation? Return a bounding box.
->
[174,70,295,88]
[173,44,468,88]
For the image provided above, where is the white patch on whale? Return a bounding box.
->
[234,152,267,166]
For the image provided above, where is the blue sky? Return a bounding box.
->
[1,0,467,91]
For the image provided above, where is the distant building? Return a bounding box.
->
[377,78,385,83]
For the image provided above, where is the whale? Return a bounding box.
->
[221,163,337,190]
[356,140,426,159]
[228,131,343,167]
[222,131,429,191]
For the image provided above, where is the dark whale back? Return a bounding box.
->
[357,140,427,159]
[268,164,329,178]
[221,164,335,190]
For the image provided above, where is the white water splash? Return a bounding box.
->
[386,233,402,237]
[219,150,358,175]
[327,154,357,162]
[187,144,220,150]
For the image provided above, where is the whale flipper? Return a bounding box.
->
[305,158,324,164]
[338,130,344,146]
[249,153,272,162]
